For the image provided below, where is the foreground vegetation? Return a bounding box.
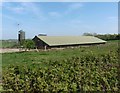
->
[1,40,120,92]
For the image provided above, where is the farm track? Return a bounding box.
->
[0,48,20,53]
[0,48,39,53]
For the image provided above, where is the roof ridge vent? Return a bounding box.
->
[38,34,47,36]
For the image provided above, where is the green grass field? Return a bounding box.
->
[1,40,119,92]
[2,40,118,67]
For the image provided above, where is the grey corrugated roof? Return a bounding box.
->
[37,36,106,46]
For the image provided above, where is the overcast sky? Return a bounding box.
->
[1,2,118,39]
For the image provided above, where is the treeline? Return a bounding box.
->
[83,33,120,41]
[95,34,120,41]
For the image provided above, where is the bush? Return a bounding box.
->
[21,40,35,50]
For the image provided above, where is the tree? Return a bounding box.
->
[22,40,35,51]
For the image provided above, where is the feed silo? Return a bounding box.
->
[18,30,25,44]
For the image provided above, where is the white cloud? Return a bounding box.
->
[70,19,82,24]
[68,3,83,10]
[107,16,118,23]
[0,2,2,7]
[2,0,33,2]
[6,6,25,13]
[0,2,2,15]
[20,2,45,20]
[2,14,18,21]
[108,16,117,20]
[3,2,46,20]
[48,12,61,17]
[2,0,119,2]
[2,2,25,14]
[65,3,83,14]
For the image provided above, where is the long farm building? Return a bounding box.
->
[33,36,106,49]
